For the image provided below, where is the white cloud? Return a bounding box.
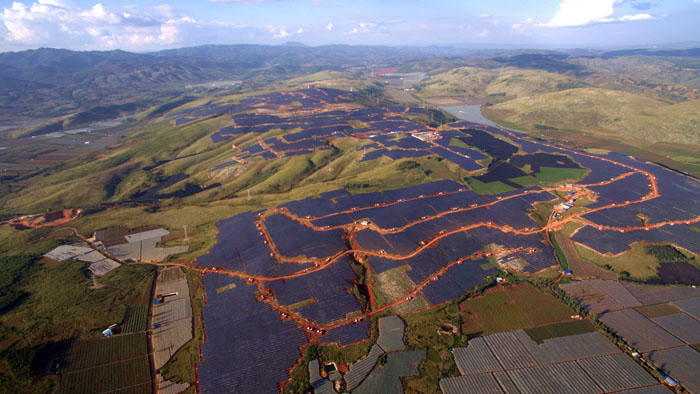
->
[479,13,489,18]
[0,1,206,50]
[474,29,489,38]
[543,0,620,27]
[326,21,333,30]
[512,17,533,31]
[296,27,303,34]
[542,0,656,27]
[619,13,651,21]
[273,27,289,38]
[81,4,120,24]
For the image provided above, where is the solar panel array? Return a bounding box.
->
[198,275,308,394]
[188,87,700,392]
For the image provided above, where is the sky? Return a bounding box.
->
[0,0,699,52]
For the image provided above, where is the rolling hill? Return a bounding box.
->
[483,87,700,145]
[415,67,588,100]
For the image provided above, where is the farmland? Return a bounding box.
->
[443,328,664,394]
[459,284,574,336]
[58,356,152,394]
[562,279,700,391]
[52,333,151,394]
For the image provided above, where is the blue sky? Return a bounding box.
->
[0,0,699,52]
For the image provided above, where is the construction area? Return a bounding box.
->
[44,243,120,276]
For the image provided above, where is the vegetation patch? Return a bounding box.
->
[465,177,515,195]
[121,305,148,333]
[573,242,659,279]
[644,244,693,262]
[58,355,152,394]
[287,298,318,310]
[402,302,464,394]
[524,320,595,344]
[459,284,573,336]
[215,282,237,294]
[534,167,588,183]
[448,138,471,149]
[635,303,681,319]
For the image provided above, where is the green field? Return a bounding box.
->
[60,333,148,372]
[534,167,588,183]
[459,284,574,335]
[448,138,471,149]
[465,177,515,195]
[121,305,148,333]
[524,320,595,344]
[573,241,660,279]
[509,175,540,187]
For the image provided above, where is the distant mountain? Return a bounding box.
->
[596,47,700,59]
[0,45,475,120]
[2,44,699,124]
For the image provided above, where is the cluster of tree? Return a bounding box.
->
[0,255,37,312]
[644,244,691,262]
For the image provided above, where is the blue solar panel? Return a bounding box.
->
[199,274,308,394]
[320,321,371,346]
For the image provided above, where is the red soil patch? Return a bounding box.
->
[9,209,81,230]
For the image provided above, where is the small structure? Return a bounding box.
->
[663,375,677,387]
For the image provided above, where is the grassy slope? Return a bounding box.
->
[0,237,154,392]
[484,87,700,145]
[573,241,660,279]
[415,67,586,100]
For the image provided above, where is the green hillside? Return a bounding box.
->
[484,87,700,145]
[415,67,587,100]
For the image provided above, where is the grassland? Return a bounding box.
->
[534,167,588,183]
[0,231,155,393]
[484,87,700,145]
[415,67,586,101]
[464,178,514,195]
[573,241,660,279]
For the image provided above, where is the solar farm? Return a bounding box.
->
[172,86,700,393]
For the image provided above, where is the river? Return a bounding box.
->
[441,104,524,134]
